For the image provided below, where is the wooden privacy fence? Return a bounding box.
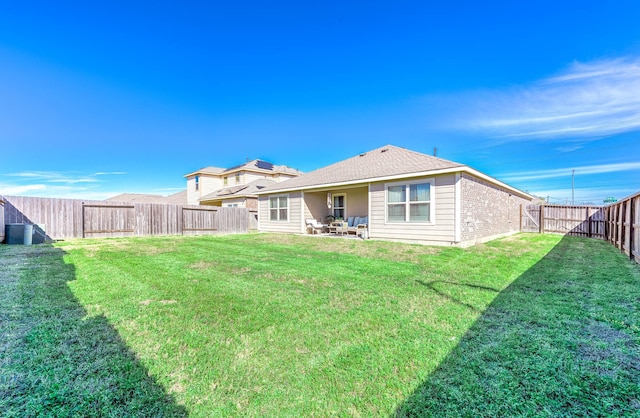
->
[603,192,639,263]
[0,198,5,243]
[2,195,250,240]
[521,204,605,238]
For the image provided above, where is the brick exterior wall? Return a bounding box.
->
[245,197,258,210]
[460,173,530,243]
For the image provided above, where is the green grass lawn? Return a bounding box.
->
[1,233,638,416]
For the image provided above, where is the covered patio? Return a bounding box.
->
[303,185,369,237]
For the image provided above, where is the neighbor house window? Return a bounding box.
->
[195,176,200,191]
[269,195,289,221]
[223,176,228,186]
[386,180,432,223]
[235,173,241,184]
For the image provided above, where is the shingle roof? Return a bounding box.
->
[259,145,465,192]
[184,166,226,177]
[200,179,277,202]
[106,190,187,205]
[185,160,302,178]
[164,190,188,204]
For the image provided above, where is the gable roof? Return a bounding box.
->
[199,178,277,202]
[256,144,532,200]
[257,145,463,192]
[183,166,226,177]
[184,160,302,178]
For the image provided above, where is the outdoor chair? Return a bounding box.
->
[305,218,327,234]
[346,216,368,238]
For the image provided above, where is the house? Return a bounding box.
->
[254,145,533,246]
[107,190,187,205]
[184,159,302,208]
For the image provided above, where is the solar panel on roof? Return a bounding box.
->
[256,160,274,170]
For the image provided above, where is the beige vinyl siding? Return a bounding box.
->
[275,173,298,182]
[186,176,199,205]
[199,175,224,200]
[221,198,245,208]
[345,187,368,218]
[303,192,327,222]
[369,174,456,244]
[244,172,268,184]
[258,192,304,233]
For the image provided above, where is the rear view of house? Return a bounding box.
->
[255,145,532,246]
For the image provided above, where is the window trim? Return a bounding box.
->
[332,193,347,220]
[384,178,435,225]
[268,194,290,222]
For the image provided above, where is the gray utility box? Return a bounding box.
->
[5,223,37,245]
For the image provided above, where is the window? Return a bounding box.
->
[269,195,288,221]
[333,194,345,219]
[195,175,199,191]
[235,173,241,184]
[223,176,228,186]
[386,181,432,223]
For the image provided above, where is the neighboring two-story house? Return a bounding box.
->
[185,159,302,209]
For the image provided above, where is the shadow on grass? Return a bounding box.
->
[396,235,640,417]
[0,245,187,417]
[415,280,501,313]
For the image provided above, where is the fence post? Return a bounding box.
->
[619,202,624,252]
[587,207,591,238]
[604,206,609,243]
[539,204,545,234]
[0,197,5,243]
[629,198,635,261]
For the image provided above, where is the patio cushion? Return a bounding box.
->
[354,216,361,226]
[347,216,355,227]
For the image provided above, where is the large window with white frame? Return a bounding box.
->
[269,195,289,221]
[386,179,433,223]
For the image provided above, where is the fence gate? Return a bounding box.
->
[521,204,541,233]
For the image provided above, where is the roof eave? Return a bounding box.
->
[254,167,465,194]
[254,166,533,200]
[200,193,258,202]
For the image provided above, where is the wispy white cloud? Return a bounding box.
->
[455,56,640,142]
[501,161,640,182]
[94,171,127,176]
[0,170,131,199]
[0,184,47,195]
[5,170,127,185]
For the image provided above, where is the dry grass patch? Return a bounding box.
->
[252,232,441,263]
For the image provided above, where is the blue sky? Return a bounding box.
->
[1,1,639,204]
